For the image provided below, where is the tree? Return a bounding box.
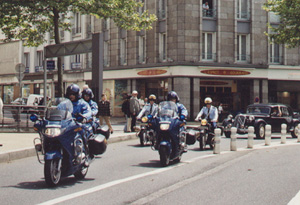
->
[0,0,157,97]
[264,0,300,48]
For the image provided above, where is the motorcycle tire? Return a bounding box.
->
[159,146,170,167]
[74,164,88,180]
[139,130,147,146]
[199,134,205,151]
[44,159,62,187]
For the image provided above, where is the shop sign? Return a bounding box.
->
[71,62,82,70]
[201,69,250,76]
[47,60,55,70]
[137,69,167,76]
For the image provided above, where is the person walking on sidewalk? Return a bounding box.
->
[122,94,131,132]
[98,94,113,134]
[130,90,140,132]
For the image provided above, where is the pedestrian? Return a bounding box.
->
[98,94,113,134]
[218,103,223,122]
[122,94,131,132]
[138,95,145,110]
[130,90,140,132]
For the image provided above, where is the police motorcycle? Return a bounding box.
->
[30,99,107,187]
[153,101,186,167]
[137,114,156,146]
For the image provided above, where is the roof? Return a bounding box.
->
[247,103,288,108]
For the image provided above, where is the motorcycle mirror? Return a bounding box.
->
[30,114,38,122]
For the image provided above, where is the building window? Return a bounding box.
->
[104,41,109,67]
[269,38,282,64]
[202,0,215,18]
[237,34,248,62]
[202,33,215,61]
[103,18,110,31]
[237,0,249,20]
[158,0,166,19]
[37,51,43,66]
[139,0,145,14]
[24,53,30,73]
[71,54,82,70]
[120,38,127,65]
[159,33,167,62]
[138,36,146,64]
[74,13,81,34]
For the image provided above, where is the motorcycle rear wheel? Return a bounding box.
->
[199,134,205,151]
[159,146,170,167]
[139,130,147,146]
[44,159,62,187]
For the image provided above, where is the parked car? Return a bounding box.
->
[11,97,28,105]
[223,103,300,139]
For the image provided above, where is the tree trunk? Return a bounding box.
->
[53,8,64,97]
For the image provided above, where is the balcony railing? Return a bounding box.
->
[202,9,217,18]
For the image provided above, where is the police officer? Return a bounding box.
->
[82,88,98,117]
[137,94,158,119]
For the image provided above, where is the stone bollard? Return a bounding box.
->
[230,127,237,151]
[298,124,300,143]
[213,128,221,154]
[265,125,271,146]
[247,126,254,149]
[281,124,287,144]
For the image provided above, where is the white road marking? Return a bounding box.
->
[288,190,300,205]
[38,140,300,205]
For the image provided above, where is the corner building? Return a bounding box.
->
[1,0,300,120]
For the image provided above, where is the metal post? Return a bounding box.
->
[265,125,271,146]
[213,128,221,154]
[43,48,47,108]
[230,127,237,151]
[297,124,300,143]
[247,126,254,148]
[281,124,287,144]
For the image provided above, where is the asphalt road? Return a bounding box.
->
[1,136,300,205]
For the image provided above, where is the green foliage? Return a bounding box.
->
[0,0,157,47]
[264,0,300,48]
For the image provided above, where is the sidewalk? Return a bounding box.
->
[0,117,137,163]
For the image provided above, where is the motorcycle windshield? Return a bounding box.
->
[45,99,73,121]
[157,101,178,119]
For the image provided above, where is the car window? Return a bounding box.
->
[247,107,270,114]
[281,107,289,117]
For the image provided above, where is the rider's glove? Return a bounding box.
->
[180,115,185,121]
[81,118,87,124]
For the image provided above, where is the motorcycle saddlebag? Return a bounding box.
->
[186,129,197,145]
[96,125,110,140]
[88,134,107,155]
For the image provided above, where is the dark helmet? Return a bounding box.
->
[66,84,81,99]
[167,91,180,102]
[82,88,94,99]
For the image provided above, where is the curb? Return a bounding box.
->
[0,134,137,164]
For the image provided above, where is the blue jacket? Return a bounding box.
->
[72,99,92,121]
[87,99,98,116]
[177,102,188,118]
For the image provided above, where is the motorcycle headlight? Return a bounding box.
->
[44,128,61,137]
[201,119,207,126]
[160,124,170,131]
[142,116,148,123]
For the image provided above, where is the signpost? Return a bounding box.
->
[15,63,26,98]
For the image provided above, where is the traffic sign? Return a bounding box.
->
[15,63,25,82]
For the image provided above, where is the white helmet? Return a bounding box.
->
[204,97,212,104]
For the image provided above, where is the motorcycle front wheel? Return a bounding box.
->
[74,165,88,179]
[44,159,62,187]
[159,146,170,167]
[199,134,205,151]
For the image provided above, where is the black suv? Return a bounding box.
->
[223,103,300,139]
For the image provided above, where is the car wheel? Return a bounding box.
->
[255,123,265,139]
[291,123,299,138]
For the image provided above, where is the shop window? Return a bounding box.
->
[202,0,215,18]
[237,0,249,20]
[159,33,167,62]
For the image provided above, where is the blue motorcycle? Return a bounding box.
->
[31,99,107,187]
[154,101,186,167]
